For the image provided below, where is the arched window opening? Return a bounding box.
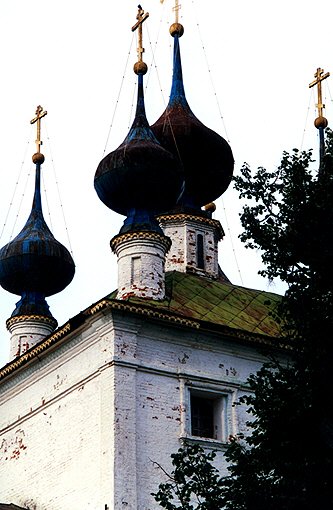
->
[197,234,204,269]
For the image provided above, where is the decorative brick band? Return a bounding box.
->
[0,323,71,379]
[110,231,172,253]
[0,298,281,381]
[86,299,200,329]
[157,213,225,238]
[0,300,199,380]
[6,315,57,331]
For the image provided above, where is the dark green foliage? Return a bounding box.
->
[221,129,333,509]
[152,442,225,509]
[153,129,333,509]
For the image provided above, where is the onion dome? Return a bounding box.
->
[0,147,75,320]
[151,24,234,211]
[95,5,183,234]
[94,72,184,232]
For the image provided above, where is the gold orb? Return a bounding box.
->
[204,202,216,213]
[314,116,328,129]
[32,153,45,164]
[170,23,184,37]
[134,61,148,75]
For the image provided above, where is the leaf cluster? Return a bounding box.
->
[152,443,225,509]
[234,140,333,287]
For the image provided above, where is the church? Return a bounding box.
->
[0,5,284,509]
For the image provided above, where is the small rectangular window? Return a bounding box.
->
[197,234,204,269]
[191,395,214,438]
[190,390,226,441]
[131,256,141,285]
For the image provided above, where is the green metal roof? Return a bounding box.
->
[0,271,283,381]
[108,271,282,339]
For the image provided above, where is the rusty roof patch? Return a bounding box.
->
[114,271,283,338]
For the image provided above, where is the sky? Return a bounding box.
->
[0,0,332,366]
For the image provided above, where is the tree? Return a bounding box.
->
[221,129,333,509]
[152,442,225,509]
[153,129,333,509]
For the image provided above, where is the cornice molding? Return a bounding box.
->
[110,231,171,252]
[0,296,282,382]
[6,314,57,330]
[157,213,225,238]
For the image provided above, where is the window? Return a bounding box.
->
[179,380,233,445]
[196,234,204,269]
[191,395,214,438]
[189,389,226,441]
[131,256,141,285]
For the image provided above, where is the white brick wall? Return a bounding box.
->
[8,318,56,361]
[112,235,170,300]
[0,310,266,509]
[159,216,221,279]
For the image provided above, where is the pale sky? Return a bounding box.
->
[0,0,332,365]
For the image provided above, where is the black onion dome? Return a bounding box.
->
[94,73,184,217]
[0,162,75,303]
[151,32,234,210]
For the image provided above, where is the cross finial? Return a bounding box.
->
[173,0,181,24]
[309,67,330,120]
[30,105,47,154]
[160,0,182,24]
[131,5,149,65]
[309,68,330,173]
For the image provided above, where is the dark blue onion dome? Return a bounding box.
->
[0,152,75,320]
[94,61,184,234]
[151,23,234,212]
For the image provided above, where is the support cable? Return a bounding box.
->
[145,1,168,91]
[327,83,333,107]
[9,162,32,241]
[0,129,33,242]
[145,24,168,109]
[102,34,135,156]
[300,88,314,151]
[145,24,184,167]
[128,79,137,130]
[191,0,230,143]
[191,0,243,285]
[44,123,74,257]
[220,196,244,286]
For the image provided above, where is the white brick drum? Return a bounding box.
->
[111,232,171,300]
[7,317,56,361]
[158,214,224,279]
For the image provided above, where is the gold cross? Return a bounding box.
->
[131,5,149,63]
[160,0,181,23]
[173,0,181,24]
[309,67,330,118]
[30,105,47,154]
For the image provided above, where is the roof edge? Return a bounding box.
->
[0,294,284,382]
